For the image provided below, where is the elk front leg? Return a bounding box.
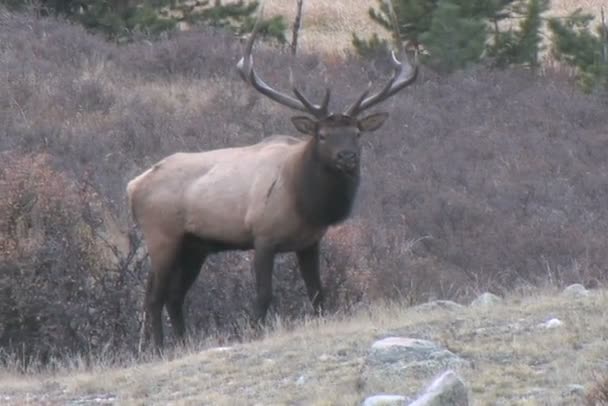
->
[296,242,324,316]
[252,243,276,326]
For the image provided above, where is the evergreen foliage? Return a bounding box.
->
[0,0,287,43]
[487,0,549,67]
[548,8,608,93]
[419,0,487,73]
[353,0,549,73]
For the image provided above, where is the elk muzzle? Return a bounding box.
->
[335,150,359,173]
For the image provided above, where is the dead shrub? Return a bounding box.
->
[587,372,608,405]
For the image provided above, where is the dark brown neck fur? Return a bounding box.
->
[292,139,360,227]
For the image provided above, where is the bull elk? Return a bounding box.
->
[127,1,418,350]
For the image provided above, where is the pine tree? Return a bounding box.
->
[548,8,608,93]
[0,0,286,43]
[352,0,551,73]
[352,0,437,53]
[353,0,516,73]
[420,0,487,73]
[172,0,286,43]
[487,0,549,67]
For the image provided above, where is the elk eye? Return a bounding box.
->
[319,133,327,141]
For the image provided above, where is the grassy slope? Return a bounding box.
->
[1,288,607,405]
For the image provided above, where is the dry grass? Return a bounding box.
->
[1,288,606,405]
[549,0,605,18]
[262,0,378,55]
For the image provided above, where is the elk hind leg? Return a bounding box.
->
[143,238,180,352]
[166,236,206,344]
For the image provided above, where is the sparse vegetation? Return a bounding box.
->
[1,289,607,404]
[587,371,608,405]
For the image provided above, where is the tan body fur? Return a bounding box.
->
[128,135,326,257]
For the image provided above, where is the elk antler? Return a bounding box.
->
[345,0,418,117]
[236,3,330,119]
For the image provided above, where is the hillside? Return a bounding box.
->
[2,3,608,405]
[1,286,605,405]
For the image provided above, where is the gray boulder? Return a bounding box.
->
[360,337,469,396]
[562,284,589,299]
[470,292,502,307]
[409,370,469,406]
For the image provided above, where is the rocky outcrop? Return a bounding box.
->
[360,336,470,401]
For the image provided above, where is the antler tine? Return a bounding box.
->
[291,81,331,118]
[346,0,418,117]
[236,1,330,118]
[345,81,372,116]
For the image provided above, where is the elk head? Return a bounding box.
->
[236,0,418,177]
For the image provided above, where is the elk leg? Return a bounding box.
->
[296,242,325,316]
[166,241,206,343]
[252,244,276,326]
[144,265,173,351]
[143,238,180,352]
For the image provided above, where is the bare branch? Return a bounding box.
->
[291,0,304,57]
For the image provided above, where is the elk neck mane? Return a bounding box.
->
[291,137,360,227]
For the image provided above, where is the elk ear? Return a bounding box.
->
[291,116,317,135]
[358,112,389,132]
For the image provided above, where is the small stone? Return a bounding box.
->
[563,384,585,397]
[539,318,563,329]
[296,375,307,385]
[207,346,232,353]
[562,284,589,298]
[362,394,408,406]
[372,337,436,350]
[470,292,502,307]
[318,354,330,361]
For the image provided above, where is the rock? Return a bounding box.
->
[470,292,502,307]
[296,375,307,385]
[538,318,562,329]
[207,346,233,353]
[413,300,465,313]
[361,394,408,406]
[562,284,589,298]
[409,370,469,406]
[68,393,117,405]
[562,384,585,397]
[369,338,464,367]
[361,337,469,396]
